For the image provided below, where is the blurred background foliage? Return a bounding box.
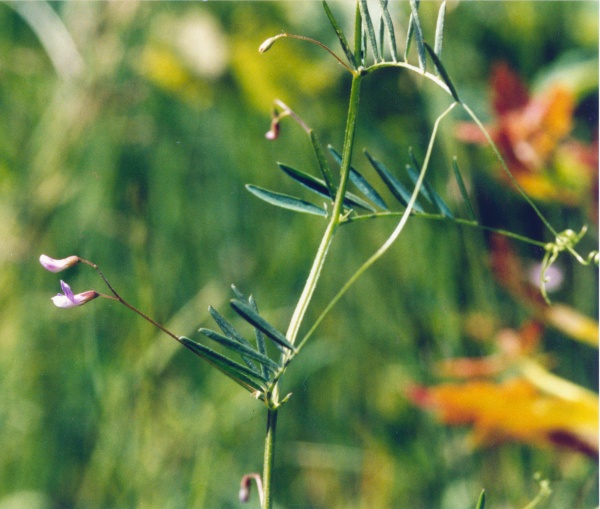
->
[0,1,597,508]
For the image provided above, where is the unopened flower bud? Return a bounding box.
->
[40,254,80,273]
[239,473,263,504]
[259,34,284,53]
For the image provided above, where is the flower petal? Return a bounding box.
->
[60,280,75,302]
[51,294,78,308]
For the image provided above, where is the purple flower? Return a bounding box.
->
[51,280,98,308]
[40,254,80,273]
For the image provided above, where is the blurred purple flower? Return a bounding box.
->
[39,254,80,273]
[528,262,564,293]
[51,280,98,308]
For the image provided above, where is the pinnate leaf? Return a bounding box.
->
[278,163,375,212]
[199,328,280,373]
[309,129,337,199]
[405,164,453,218]
[179,336,267,392]
[328,145,388,210]
[408,0,426,71]
[230,299,296,352]
[323,1,356,68]
[424,42,459,101]
[364,150,424,213]
[359,0,380,62]
[246,185,327,217]
[434,1,446,60]
[249,294,270,379]
[378,0,398,62]
[208,305,261,373]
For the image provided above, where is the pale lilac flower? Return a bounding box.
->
[529,262,564,292]
[39,254,80,273]
[51,280,98,308]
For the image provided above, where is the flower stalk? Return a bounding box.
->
[40,255,181,343]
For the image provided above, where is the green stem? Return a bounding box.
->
[296,101,457,354]
[461,102,598,265]
[364,61,453,95]
[283,73,363,351]
[265,33,353,73]
[342,211,547,247]
[460,102,559,238]
[263,71,363,508]
[262,408,278,509]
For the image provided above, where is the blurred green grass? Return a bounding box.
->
[0,2,597,508]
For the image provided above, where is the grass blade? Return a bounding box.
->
[434,1,447,60]
[452,157,476,221]
[208,305,261,374]
[199,328,280,373]
[424,42,459,102]
[475,490,486,509]
[408,0,426,71]
[359,0,380,62]
[328,145,388,210]
[246,185,327,218]
[378,0,398,62]
[405,164,454,218]
[230,299,296,352]
[277,162,335,199]
[179,336,267,392]
[309,129,337,198]
[323,0,356,69]
[278,163,375,212]
[364,150,424,213]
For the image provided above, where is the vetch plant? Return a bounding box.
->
[40,2,598,508]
